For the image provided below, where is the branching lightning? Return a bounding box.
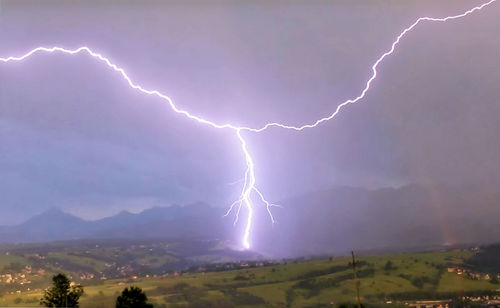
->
[0,0,496,249]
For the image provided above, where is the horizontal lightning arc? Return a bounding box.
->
[0,0,495,133]
[0,0,496,249]
[0,46,240,131]
[250,0,498,132]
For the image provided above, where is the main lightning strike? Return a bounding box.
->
[0,0,496,249]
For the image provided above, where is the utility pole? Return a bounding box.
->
[351,251,361,308]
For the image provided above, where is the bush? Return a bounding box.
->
[233,273,250,280]
[490,275,499,284]
[115,286,153,308]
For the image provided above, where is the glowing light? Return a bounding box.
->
[0,0,496,249]
[247,0,497,133]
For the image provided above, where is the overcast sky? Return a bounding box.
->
[0,0,499,224]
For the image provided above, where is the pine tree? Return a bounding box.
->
[40,273,84,307]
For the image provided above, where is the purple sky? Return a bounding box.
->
[1,0,499,224]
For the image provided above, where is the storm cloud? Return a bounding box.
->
[1,0,499,224]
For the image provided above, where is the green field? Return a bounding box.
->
[0,246,498,307]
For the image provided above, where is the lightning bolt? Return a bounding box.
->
[0,0,496,249]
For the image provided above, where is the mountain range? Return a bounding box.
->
[253,184,500,256]
[1,184,499,257]
[0,202,232,244]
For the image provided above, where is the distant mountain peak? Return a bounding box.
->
[42,207,64,214]
[116,210,134,216]
[31,207,79,220]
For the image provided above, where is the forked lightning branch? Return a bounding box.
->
[0,0,496,249]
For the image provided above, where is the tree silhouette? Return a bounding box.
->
[40,273,84,307]
[116,286,153,308]
[491,275,499,284]
[337,303,365,308]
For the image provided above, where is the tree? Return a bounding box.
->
[116,286,153,308]
[40,273,84,307]
[491,274,499,284]
[337,303,365,308]
[384,260,394,271]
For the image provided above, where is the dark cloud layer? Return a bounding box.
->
[1,0,499,224]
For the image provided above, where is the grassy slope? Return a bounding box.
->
[0,250,498,307]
